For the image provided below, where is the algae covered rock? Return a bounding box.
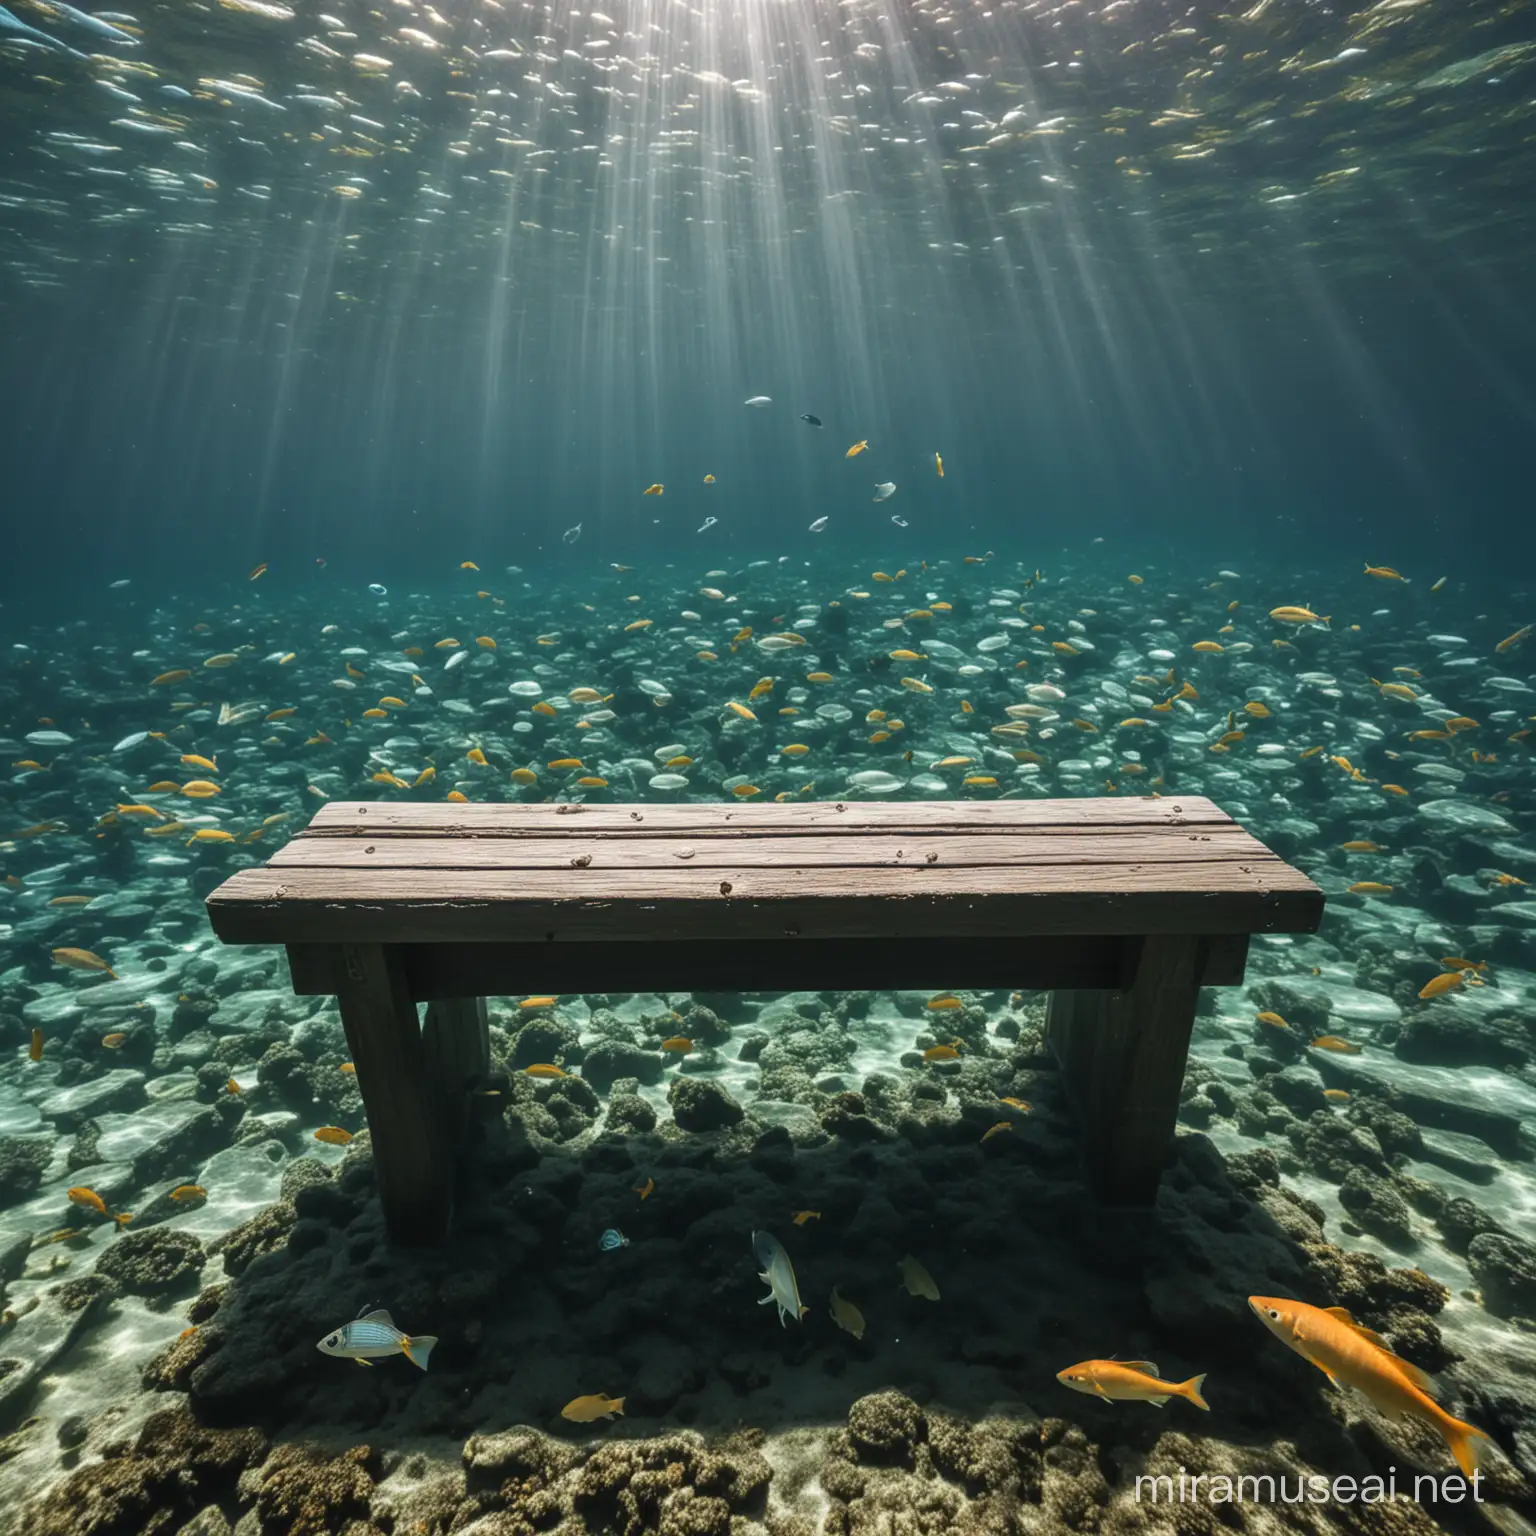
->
[95,1227,206,1299]
[846,1390,923,1464]
[668,1077,743,1132]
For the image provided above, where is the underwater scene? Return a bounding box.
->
[3,0,1536,1530]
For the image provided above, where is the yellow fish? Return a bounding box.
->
[1417,972,1464,1000]
[934,451,943,477]
[1057,1359,1208,1411]
[562,1394,625,1423]
[643,484,664,496]
[1348,882,1393,895]
[829,1287,865,1340]
[980,1121,1013,1143]
[1363,564,1403,580]
[524,1063,568,1078]
[313,1126,354,1146]
[1250,1297,1488,1478]
[845,440,868,458]
[703,474,716,483]
[793,1210,821,1225]
[53,947,116,979]
[898,1254,940,1300]
[1309,1035,1361,1054]
[168,1185,207,1203]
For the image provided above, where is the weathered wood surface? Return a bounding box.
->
[332,944,453,1245]
[1045,936,1206,1203]
[209,797,1322,945]
[301,797,1236,836]
[422,996,490,1146]
[284,933,1253,1000]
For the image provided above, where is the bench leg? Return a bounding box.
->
[334,943,453,1245]
[423,996,491,1146]
[1045,934,1203,1205]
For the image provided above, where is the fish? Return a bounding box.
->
[744,395,773,407]
[1268,606,1321,624]
[643,484,664,496]
[696,516,717,532]
[67,1187,109,1217]
[1309,1036,1362,1054]
[1417,972,1465,1001]
[660,1036,693,1053]
[524,1063,568,1078]
[318,1306,437,1370]
[0,4,89,56]
[562,1393,625,1422]
[313,1126,355,1145]
[926,995,963,1011]
[935,452,944,477]
[1339,841,1383,852]
[872,482,897,501]
[1323,1089,1351,1102]
[1255,1011,1289,1030]
[1363,564,1403,580]
[1056,1359,1209,1411]
[800,414,823,427]
[753,1230,808,1325]
[998,1097,1032,1112]
[520,996,558,1009]
[1439,957,1487,972]
[599,1228,629,1251]
[29,1029,43,1062]
[633,1178,655,1200]
[808,516,829,533]
[898,1254,940,1300]
[845,440,868,458]
[1248,1297,1488,1478]
[703,474,716,483]
[1494,625,1531,653]
[980,1121,1013,1143]
[53,947,116,979]
[922,1044,960,1062]
[1348,882,1393,896]
[168,1185,207,1202]
[562,524,583,544]
[101,1033,127,1049]
[248,563,268,581]
[830,1287,866,1340]
[792,1210,821,1225]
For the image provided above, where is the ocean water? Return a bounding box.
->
[3,0,1536,1530]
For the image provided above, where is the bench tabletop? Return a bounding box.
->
[206,795,1322,944]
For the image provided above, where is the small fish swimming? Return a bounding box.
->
[562,1393,625,1422]
[753,1230,808,1325]
[845,440,868,457]
[368,583,388,596]
[562,524,583,544]
[634,1177,655,1200]
[1056,1359,1209,1411]
[744,395,772,407]
[830,1286,866,1340]
[314,1125,355,1145]
[318,1306,437,1370]
[660,1036,693,1054]
[1309,1036,1362,1054]
[800,413,822,427]
[890,515,908,527]
[792,1210,821,1225]
[809,516,829,533]
[599,1228,630,1251]
[53,947,116,979]
[872,482,897,501]
[697,516,717,532]
[898,1254,940,1300]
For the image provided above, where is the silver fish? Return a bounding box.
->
[873,482,897,502]
[0,2,86,53]
[743,395,772,407]
[753,1230,807,1326]
[808,516,828,533]
[317,1307,437,1369]
[562,523,583,544]
[599,1228,629,1251]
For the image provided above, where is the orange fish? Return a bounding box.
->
[29,1028,43,1062]
[1057,1359,1209,1411]
[53,947,116,979]
[67,1187,109,1217]
[1249,1297,1487,1478]
[634,1178,655,1200]
[248,563,268,581]
[793,1210,821,1225]
[923,1044,961,1063]
[1309,1036,1361,1055]
[524,1063,568,1078]
[313,1126,354,1145]
[660,1037,693,1054]
[1417,972,1464,1001]
[101,1032,127,1049]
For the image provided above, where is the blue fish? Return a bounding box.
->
[599,1228,629,1252]
[0,3,87,54]
[317,1306,437,1369]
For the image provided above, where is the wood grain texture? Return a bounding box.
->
[212,861,1318,944]
[1046,934,1205,1204]
[331,943,452,1245]
[302,796,1234,837]
[268,827,1275,872]
[422,996,490,1146]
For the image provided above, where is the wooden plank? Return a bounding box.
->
[211,862,1321,944]
[299,796,1237,838]
[1045,934,1205,1204]
[268,827,1276,873]
[284,933,1251,999]
[329,944,453,1245]
[422,996,490,1146]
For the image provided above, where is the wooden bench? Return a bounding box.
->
[205,796,1322,1244]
